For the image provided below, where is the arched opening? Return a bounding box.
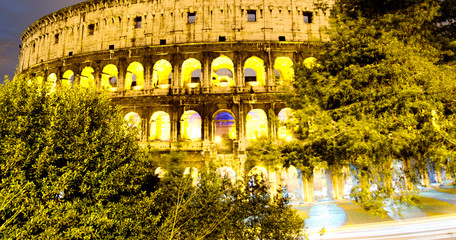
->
[281,166,304,205]
[150,111,170,141]
[248,166,269,187]
[80,67,95,88]
[244,56,265,86]
[124,112,142,138]
[278,108,293,141]
[101,64,118,91]
[246,109,268,140]
[213,111,236,141]
[46,73,57,92]
[62,70,74,89]
[313,168,334,201]
[181,58,202,88]
[180,110,202,141]
[125,62,144,90]
[153,60,172,88]
[211,56,234,87]
[216,166,237,184]
[274,57,294,85]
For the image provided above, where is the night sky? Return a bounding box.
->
[0,0,85,81]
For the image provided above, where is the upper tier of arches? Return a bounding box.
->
[18,0,330,71]
[27,54,297,94]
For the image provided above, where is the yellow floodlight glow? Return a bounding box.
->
[181,58,202,87]
[101,64,118,91]
[244,56,266,86]
[80,67,95,88]
[124,112,142,138]
[62,70,74,89]
[211,55,235,87]
[46,73,57,93]
[150,111,171,141]
[181,110,202,141]
[274,57,294,85]
[278,108,294,141]
[153,60,172,88]
[214,136,222,144]
[246,109,268,140]
[125,62,144,90]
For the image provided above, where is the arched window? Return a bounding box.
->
[244,56,265,86]
[216,166,237,184]
[101,64,118,91]
[62,70,75,89]
[246,109,268,140]
[274,57,294,85]
[181,110,202,141]
[150,111,170,141]
[46,73,57,92]
[181,58,202,88]
[125,62,144,90]
[124,112,142,138]
[80,67,95,88]
[213,111,236,141]
[152,60,172,88]
[278,108,293,141]
[211,56,235,87]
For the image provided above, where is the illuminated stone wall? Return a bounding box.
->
[18,0,342,204]
[18,0,331,71]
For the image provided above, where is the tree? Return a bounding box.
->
[153,170,303,240]
[0,76,160,238]
[284,0,456,214]
[0,76,304,238]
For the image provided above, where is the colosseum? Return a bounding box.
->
[17,0,351,204]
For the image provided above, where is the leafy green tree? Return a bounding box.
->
[0,76,304,239]
[0,77,160,238]
[284,0,456,214]
[154,171,303,240]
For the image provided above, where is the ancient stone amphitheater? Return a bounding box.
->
[18,0,345,203]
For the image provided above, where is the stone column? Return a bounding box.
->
[144,61,152,90]
[172,56,180,94]
[117,59,126,91]
[202,53,210,93]
[234,53,243,92]
[265,48,274,89]
[303,175,315,203]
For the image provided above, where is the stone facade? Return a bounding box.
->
[18,0,345,204]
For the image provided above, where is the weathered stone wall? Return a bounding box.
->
[18,0,338,204]
[19,0,331,72]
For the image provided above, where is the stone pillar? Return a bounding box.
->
[303,175,315,203]
[144,58,152,90]
[331,169,344,201]
[238,102,245,149]
[172,57,180,94]
[202,53,210,93]
[234,53,243,92]
[117,59,126,92]
[265,48,274,88]
[171,106,178,142]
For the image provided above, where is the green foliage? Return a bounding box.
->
[154,171,303,240]
[286,0,456,214]
[0,77,304,238]
[0,77,160,238]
